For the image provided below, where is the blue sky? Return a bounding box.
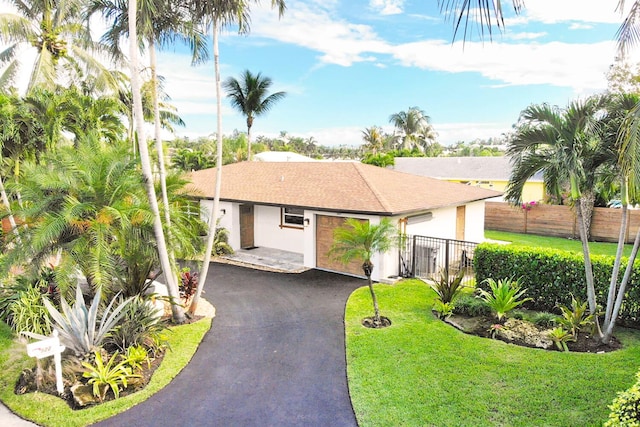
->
[2,0,634,147]
[151,0,632,147]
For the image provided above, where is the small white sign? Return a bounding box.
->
[26,331,66,394]
[27,336,62,359]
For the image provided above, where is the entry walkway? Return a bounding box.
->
[219,247,308,273]
[96,263,361,427]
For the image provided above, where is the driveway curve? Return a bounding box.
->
[95,263,362,427]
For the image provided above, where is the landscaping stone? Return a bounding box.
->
[496,318,554,349]
[71,383,100,407]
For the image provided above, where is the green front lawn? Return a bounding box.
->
[485,230,633,258]
[346,280,640,427]
[0,318,212,427]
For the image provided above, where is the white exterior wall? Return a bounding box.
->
[254,205,304,253]
[464,201,486,243]
[200,200,239,248]
[406,207,458,239]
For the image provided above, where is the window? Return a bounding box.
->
[281,207,304,228]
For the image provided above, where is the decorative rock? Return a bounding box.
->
[496,319,554,349]
[71,383,100,406]
[145,281,170,319]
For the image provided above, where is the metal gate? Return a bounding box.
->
[399,234,478,282]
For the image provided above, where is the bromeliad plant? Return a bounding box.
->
[548,327,575,352]
[41,286,133,356]
[557,295,594,338]
[478,277,532,322]
[82,350,140,401]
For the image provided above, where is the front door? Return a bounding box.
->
[240,204,255,249]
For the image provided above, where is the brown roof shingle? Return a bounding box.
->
[188,162,501,216]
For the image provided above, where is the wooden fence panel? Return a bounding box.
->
[485,202,640,243]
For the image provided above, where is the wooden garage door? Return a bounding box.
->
[316,215,366,276]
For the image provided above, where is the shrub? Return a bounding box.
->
[429,269,466,305]
[42,286,133,356]
[213,227,234,256]
[474,243,640,323]
[179,268,198,301]
[530,311,559,328]
[9,285,52,336]
[605,371,640,426]
[104,296,169,355]
[452,294,492,317]
[432,300,454,319]
[478,277,532,321]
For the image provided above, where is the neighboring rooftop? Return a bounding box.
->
[253,151,316,162]
[393,156,544,181]
[188,161,501,216]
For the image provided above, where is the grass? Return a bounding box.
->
[346,279,640,427]
[485,229,634,258]
[0,317,212,427]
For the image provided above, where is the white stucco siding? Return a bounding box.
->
[200,200,239,249]
[254,205,304,253]
[464,201,486,243]
[405,207,458,240]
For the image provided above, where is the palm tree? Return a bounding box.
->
[330,218,397,327]
[187,0,285,316]
[505,95,610,334]
[223,70,286,161]
[0,0,118,92]
[389,107,437,152]
[361,126,385,155]
[127,0,185,323]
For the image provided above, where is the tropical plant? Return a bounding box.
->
[429,268,466,305]
[432,299,454,319]
[42,286,133,356]
[9,285,52,336]
[223,70,286,161]
[478,277,532,321]
[557,295,594,337]
[179,268,198,302]
[330,218,397,326]
[124,345,150,372]
[388,107,438,153]
[82,350,140,401]
[605,369,640,427]
[213,225,233,256]
[104,295,168,355]
[0,0,118,92]
[548,327,575,352]
[452,294,492,317]
[530,311,559,328]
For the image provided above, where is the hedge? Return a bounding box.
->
[474,243,640,323]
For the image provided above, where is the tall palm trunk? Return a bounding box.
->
[128,0,185,323]
[246,120,252,161]
[149,39,172,229]
[190,19,222,315]
[575,201,602,336]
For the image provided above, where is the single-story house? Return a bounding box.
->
[393,156,544,203]
[189,162,500,282]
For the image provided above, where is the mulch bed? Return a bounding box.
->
[15,350,166,410]
[445,314,622,353]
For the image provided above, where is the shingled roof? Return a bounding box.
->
[188,162,501,216]
[394,156,544,181]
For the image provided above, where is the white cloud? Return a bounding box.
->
[504,32,547,40]
[369,0,405,16]
[392,39,616,91]
[520,0,628,25]
[569,23,594,30]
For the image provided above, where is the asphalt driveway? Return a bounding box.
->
[95,263,362,427]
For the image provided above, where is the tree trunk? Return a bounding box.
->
[247,123,252,161]
[605,201,628,326]
[128,0,185,323]
[580,190,596,240]
[575,201,602,337]
[149,39,172,230]
[190,20,223,315]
